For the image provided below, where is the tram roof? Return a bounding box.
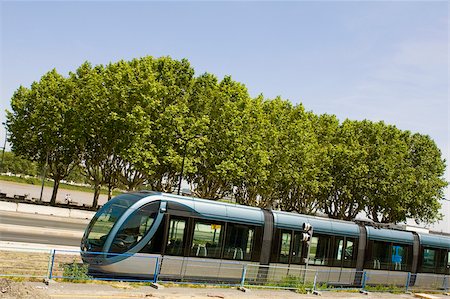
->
[418,233,450,250]
[366,226,414,245]
[143,192,265,226]
[272,210,360,237]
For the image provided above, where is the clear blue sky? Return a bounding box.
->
[0,1,448,229]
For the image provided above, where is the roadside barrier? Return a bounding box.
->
[409,273,449,292]
[1,246,448,293]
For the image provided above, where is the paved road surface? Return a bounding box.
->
[0,179,109,207]
[0,230,81,246]
[0,210,90,230]
[0,210,87,247]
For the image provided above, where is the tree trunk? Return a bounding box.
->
[50,179,60,206]
[108,184,113,201]
[92,183,101,209]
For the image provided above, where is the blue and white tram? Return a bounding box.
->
[80,191,450,284]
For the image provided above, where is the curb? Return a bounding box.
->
[0,201,95,220]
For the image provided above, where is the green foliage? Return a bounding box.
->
[265,275,314,293]
[1,152,39,176]
[7,69,82,205]
[60,261,91,281]
[364,284,404,293]
[6,55,447,223]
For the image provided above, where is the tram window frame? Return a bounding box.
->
[329,236,357,268]
[108,202,159,254]
[390,243,411,272]
[190,219,224,259]
[344,238,357,268]
[436,249,450,274]
[139,214,166,254]
[223,223,255,261]
[308,234,331,266]
[164,216,188,256]
[420,247,437,273]
[365,241,390,270]
[365,240,412,271]
[291,231,304,264]
[273,229,306,265]
[278,230,292,264]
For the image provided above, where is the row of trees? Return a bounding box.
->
[6,56,447,224]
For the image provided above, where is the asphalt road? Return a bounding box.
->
[0,230,82,246]
[0,211,89,231]
[0,210,88,247]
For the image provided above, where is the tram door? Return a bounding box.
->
[165,218,187,256]
[159,217,188,278]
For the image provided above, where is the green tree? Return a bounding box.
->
[189,76,253,199]
[274,106,324,214]
[126,57,200,193]
[7,70,81,205]
[319,120,370,220]
[232,95,272,207]
[365,127,447,224]
[0,151,39,176]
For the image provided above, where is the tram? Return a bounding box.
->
[80,191,450,284]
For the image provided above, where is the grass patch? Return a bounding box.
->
[0,250,51,278]
[364,284,405,293]
[261,275,314,294]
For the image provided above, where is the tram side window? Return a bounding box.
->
[421,248,436,273]
[140,215,165,254]
[370,241,390,270]
[191,221,223,258]
[291,232,304,264]
[330,237,355,267]
[109,202,158,254]
[391,244,409,271]
[344,239,355,265]
[436,249,449,274]
[308,234,330,266]
[279,231,291,263]
[165,218,186,256]
[332,237,344,267]
[223,223,254,261]
[448,251,450,272]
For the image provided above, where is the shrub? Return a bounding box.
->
[60,261,91,282]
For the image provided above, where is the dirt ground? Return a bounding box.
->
[1,279,448,299]
[0,279,49,299]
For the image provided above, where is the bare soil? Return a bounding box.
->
[0,278,49,299]
[1,279,446,299]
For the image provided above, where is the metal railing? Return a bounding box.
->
[1,246,448,293]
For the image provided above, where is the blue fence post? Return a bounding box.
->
[405,272,411,292]
[153,256,161,283]
[240,264,247,288]
[48,249,56,280]
[361,271,367,291]
[313,271,318,291]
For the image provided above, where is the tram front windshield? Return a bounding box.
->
[84,194,142,251]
